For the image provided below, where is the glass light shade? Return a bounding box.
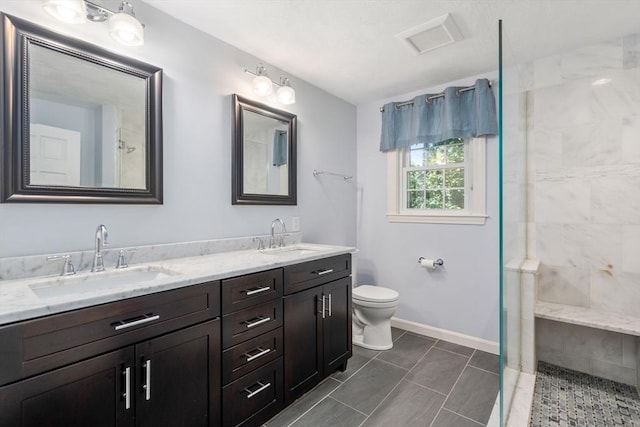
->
[43,0,87,24]
[277,85,296,105]
[108,12,144,46]
[253,75,273,97]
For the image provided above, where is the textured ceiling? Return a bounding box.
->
[142,0,640,105]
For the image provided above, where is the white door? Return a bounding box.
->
[30,124,81,186]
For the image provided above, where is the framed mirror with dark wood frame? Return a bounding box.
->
[232,94,297,205]
[0,13,163,204]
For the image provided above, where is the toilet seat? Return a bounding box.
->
[353,285,399,303]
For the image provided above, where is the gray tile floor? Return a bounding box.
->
[265,328,499,427]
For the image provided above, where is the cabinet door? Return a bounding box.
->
[0,347,135,427]
[135,319,221,427]
[283,286,323,405]
[323,277,352,374]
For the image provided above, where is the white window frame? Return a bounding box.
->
[386,137,487,225]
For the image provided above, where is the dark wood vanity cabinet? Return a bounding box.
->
[135,320,220,427]
[221,269,284,427]
[283,254,352,405]
[0,281,222,427]
[0,252,352,427]
[0,347,136,427]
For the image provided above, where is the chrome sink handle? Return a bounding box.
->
[253,237,265,251]
[116,248,137,269]
[46,254,76,276]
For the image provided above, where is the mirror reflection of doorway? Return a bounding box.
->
[29,124,81,186]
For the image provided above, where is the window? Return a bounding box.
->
[387,137,487,224]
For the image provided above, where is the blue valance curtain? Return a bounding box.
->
[379,78,497,152]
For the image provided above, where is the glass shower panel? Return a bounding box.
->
[499,19,529,425]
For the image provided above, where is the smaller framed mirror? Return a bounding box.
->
[232,94,297,205]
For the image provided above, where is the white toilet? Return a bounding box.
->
[352,285,399,350]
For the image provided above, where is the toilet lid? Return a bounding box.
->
[353,285,399,303]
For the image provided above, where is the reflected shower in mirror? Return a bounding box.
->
[232,94,297,205]
[29,44,147,189]
[242,110,289,195]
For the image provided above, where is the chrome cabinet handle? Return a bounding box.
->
[316,269,334,276]
[245,316,271,328]
[246,286,271,296]
[114,314,160,331]
[143,360,151,401]
[244,381,271,399]
[123,367,131,410]
[328,293,332,317]
[245,347,271,362]
[321,295,326,319]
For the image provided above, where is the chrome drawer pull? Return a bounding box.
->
[321,295,326,319]
[316,268,334,276]
[244,381,271,399]
[328,293,332,317]
[245,286,271,296]
[143,360,151,401]
[114,314,160,331]
[245,316,271,328]
[123,367,131,409]
[245,347,271,362]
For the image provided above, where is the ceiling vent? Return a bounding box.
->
[396,14,463,55]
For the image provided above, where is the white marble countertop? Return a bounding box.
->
[0,243,354,326]
[535,301,640,336]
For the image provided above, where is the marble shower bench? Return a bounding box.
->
[535,301,640,337]
[535,301,640,391]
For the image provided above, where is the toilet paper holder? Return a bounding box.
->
[418,257,444,268]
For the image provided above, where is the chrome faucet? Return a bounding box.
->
[91,224,109,272]
[269,218,287,249]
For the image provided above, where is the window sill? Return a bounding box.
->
[386,213,488,225]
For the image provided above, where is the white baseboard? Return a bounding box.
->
[391,317,499,355]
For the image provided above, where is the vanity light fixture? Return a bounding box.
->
[244,64,296,105]
[251,64,274,96]
[43,0,87,24]
[277,78,296,105]
[108,1,144,46]
[43,0,145,47]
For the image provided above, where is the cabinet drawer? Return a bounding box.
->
[222,327,282,385]
[0,281,220,386]
[222,358,283,427]
[222,269,282,315]
[284,254,351,295]
[222,299,282,348]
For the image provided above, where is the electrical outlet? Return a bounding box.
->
[291,216,300,232]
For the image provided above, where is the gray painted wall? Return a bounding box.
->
[0,2,357,257]
[356,75,500,342]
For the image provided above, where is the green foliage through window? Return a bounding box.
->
[405,139,465,210]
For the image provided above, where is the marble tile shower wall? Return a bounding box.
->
[527,33,640,315]
[524,33,640,386]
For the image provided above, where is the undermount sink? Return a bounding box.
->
[260,246,320,256]
[29,266,181,299]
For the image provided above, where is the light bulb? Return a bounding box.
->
[277,79,295,104]
[43,0,87,24]
[252,66,273,96]
[108,11,144,46]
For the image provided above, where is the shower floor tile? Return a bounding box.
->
[529,361,640,427]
